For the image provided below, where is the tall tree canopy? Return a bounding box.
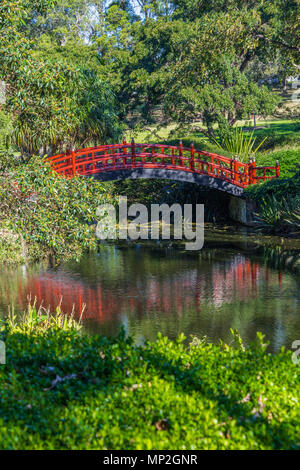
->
[0,0,121,157]
[0,0,299,152]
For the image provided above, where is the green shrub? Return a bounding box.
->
[0,111,13,154]
[213,127,266,162]
[254,194,300,235]
[0,157,117,261]
[0,304,299,450]
[245,173,300,203]
[0,229,25,264]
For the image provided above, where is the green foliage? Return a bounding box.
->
[0,229,26,264]
[2,0,299,148]
[0,111,13,153]
[245,172,300,202]
[254,194,300,235]
[25,0,298,138]
[0,158,117,261]
[284,208,300,234]
[0,304,299,450]
[256,148,300,178]
[213,128,267,162]
[8,300,82,334]
[0,0,122,157]
[0,111,17,170]
[245,168,300,235]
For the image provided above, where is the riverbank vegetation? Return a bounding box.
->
[0,158,117,262]
[0,302,299,450]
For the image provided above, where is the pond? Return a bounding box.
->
[0,226,299,352]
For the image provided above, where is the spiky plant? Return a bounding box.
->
[213,127,267,162]
[7,299,83,334]
[283,208,300,235]
[255,194,300,234]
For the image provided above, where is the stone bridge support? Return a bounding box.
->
[228,196,257,226]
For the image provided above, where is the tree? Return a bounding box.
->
[99,1,297,137]
[1,0,298,151]
[0,0,122,159]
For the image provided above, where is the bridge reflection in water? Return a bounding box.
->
[20,259,279,318]
[0,246,298,350]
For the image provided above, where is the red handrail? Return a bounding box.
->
[46,141,279,188]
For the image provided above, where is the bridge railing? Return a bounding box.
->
[47,141,280,188]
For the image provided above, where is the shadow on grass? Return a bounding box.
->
[142,346,299,450]
[1,330,299,449]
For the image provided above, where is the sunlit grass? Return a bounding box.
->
[6,298,83,334]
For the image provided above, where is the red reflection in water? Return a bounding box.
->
[11,257,282,323]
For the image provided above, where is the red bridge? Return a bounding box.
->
[47,141,280,196]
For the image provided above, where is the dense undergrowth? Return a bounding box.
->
[0,302,299,450]
[245,171,300,235]
[0,157,117,263]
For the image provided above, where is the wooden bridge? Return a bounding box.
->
[47,141,280,196]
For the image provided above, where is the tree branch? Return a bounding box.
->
[254,33,300,54]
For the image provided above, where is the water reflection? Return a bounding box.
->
[0,245,299,351]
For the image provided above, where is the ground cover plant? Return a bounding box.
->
[0,302,299,450]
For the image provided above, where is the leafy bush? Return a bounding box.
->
[254,194,300,235]
[245,172,300,203]
[0,304,299,450]
[246,170,300,235]
[0,157,117,261]
[0,111,13,154]
[0,228,25,264]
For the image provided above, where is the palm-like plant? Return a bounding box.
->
[283,208,300,235]
[213,127,267,162]
[255,195,300,234]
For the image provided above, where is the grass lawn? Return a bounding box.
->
[0,305,299,450]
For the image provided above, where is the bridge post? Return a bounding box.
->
[92,151,96,172]
[152,146,155,164]
[190,143,195,171]
[131,138,136,167]
[252,157,257,183]
[72,151,76,176]
[276,160,280,178]
[123,139,127,165]
[234,155,239,184]
[65,148,71,177]
[179,140,184,167]
[248,158,253,185]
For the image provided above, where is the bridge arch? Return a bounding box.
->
[89,167,244,197]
